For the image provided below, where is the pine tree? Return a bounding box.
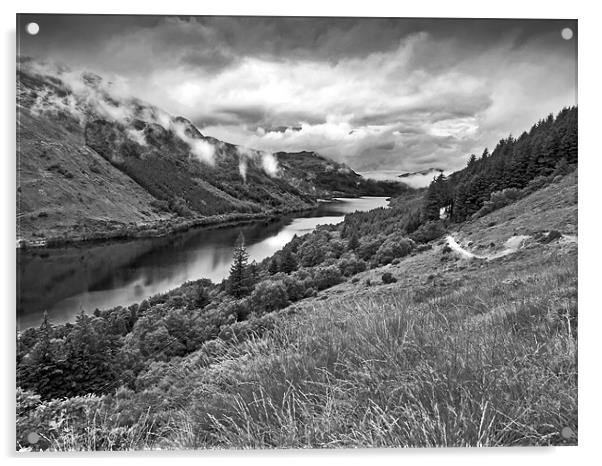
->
[38,311,53,364]
[467,154,477,169]
[248,260,260,285]
[268,258,279,275]
[424,174,451,220]
[348,232,360,251]
[280,250,298,274]
[17,312,65,400]
[228,232,251,297]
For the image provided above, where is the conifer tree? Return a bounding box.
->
[38,311,53,364]
[348,232,360,251]
[228,232,251,297]
[280,250,298,274]
[268,258,279,275]
[248,260,260,286]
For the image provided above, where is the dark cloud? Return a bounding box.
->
[18,15,577,69]
[17,15,577,172]
[265,126,303,133]
[374,141,395,151]
[179,48,237,72]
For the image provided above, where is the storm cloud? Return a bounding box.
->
[18,15,577,172]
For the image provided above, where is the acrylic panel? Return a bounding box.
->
[16,14,578,451]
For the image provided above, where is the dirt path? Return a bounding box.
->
[446,232,577,261]
[446,234,531,260]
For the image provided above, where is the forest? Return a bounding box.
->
[423,106,577,222]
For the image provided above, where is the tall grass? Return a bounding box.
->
[160,249,577,448]
[19,246,577,450]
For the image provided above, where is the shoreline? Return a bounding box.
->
[16,203,320,250]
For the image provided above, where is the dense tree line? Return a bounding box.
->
[424,106,577,222]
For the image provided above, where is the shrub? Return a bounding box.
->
[522,175,549,196]
[415,244,432,253]
[250,280,289,315]
[297,233,330,267]
[312,265,343,290]
[218,314,277,343]
[168,196,194,218]
[538,230,562,244]
[338,253,367,276]
[150,198,170,212]
[357,237,384,261]
[282,275,306,302]
[382,272,397,284]
[410,221,446,244]
[374,237,414,265]
[473,188,522,219]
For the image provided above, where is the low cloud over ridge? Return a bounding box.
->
[19,16,577,173]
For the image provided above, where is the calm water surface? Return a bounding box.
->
[17,197,389,329]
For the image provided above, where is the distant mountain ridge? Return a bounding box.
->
[398,168,444,178]
[16,61,408,245]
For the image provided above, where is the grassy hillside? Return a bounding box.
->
[16,105,174,244]
[16,171,577,450]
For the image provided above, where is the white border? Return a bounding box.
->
[1,1,600,465]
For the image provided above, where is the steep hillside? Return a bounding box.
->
[423,106,577,222]
[17,61,407,245]
[17,99,174,244]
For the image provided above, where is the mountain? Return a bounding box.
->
[16,61,407,245]
[275,151,408,197]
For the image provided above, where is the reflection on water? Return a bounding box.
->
[17,197,389,329]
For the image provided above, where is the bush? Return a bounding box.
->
[250,280,289,315]
[382,272,397,284]
[218,314,277,343]
[410,221,446,244]
[473,188,522,219]
[150,198,170,212]
[282,275,307,302]
[168,196,194,218]
[297,234,329,267]
[357,236,384,261]
[338,253,367,276]
[312,265,343,290]
[373,237,414,265]
[522,175,549,196]
[537,230,562,244]
[415,244,432,253]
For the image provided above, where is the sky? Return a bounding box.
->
[18,15,577,174]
